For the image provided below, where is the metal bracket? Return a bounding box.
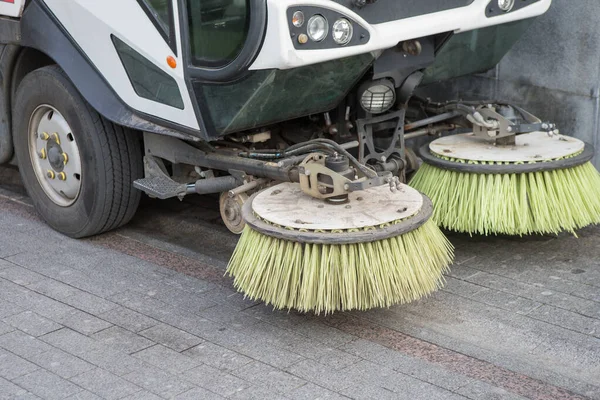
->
[470,105,558,144]
[298,153,395,199]
[357,110,406,164]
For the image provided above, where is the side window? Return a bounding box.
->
[139,0,176,53]
[146,0,170,30]
[187,0,250,67]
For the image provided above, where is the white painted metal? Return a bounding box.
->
[36,0,551,133]
[429,132,585,162]
[252,182,423,230]
[251,0,551,70]
[43,0,200,131]
[0,0,25,17]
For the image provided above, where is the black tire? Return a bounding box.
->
[13,65,143,238]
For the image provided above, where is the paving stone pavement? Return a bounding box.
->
[0,167,599,399]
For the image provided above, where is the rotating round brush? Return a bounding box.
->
[410,131,600,235]
[226,182,453,314]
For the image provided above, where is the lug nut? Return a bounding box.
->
[52,133,60,144]
[62,153,68,165]
[57,172,67,181]
[39,148,47,159]
[46,170,55,179]
[40,132,50,141]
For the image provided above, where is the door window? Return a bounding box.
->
[187,0,250,67]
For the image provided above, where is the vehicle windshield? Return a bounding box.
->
[187,0,250,67]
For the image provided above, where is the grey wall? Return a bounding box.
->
[419,0,600,167]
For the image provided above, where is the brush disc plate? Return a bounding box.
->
[430,132,584,163]
[252,182,423,231]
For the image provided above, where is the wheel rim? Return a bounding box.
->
[28,105,83,207]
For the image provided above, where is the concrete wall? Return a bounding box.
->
[419,0,600,167]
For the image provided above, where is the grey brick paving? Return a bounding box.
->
[288,383,349,400]
[97,306,157,333]
[63,391,103,400]
[183,342,253,372]
[174,387,226,399]
[2,172,600,400]
[121,364,194,398]
[52,308,113,335]
[0,299,25,318]
[233,361,306,394]
[0,330,54,358]
[183,363,250,397]
[13,369,83,399]
[132,344,200,374]
[139,323,203,352]
[70,368,142,400]
[230,384,292,400]
[0,348,40,380]
[27,348,95,379]
[0,376,30,400]
[92,326,154,354]
[3,311,62,337]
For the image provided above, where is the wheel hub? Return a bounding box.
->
[46,140,64,172]
[28,105,83,207]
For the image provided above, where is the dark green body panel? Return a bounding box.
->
[195,54,374,136]
[423,19,534,84]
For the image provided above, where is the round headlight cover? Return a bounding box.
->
[307,15,328,42]
[332,19,353,46]
[292,11,305,28]
[497,0,514,11]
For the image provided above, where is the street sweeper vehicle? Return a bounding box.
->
[2,0,599,314]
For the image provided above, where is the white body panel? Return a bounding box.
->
[0,0,25,17]
[40,0,550,132]
[250,0,551,70]
[43,0,200,130]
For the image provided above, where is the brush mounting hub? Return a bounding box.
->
[421,132,594,174]
[244,182,432,244]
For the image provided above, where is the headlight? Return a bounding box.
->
[332,19,353,46]
[292,11,304,28]
[360,80,396,114]
[307,15,328,42]
[497,0,514,11]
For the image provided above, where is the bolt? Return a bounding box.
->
[40,132,50,141]
[506,126,513,133]
[39,148,47,159]
[52,133,60,144]
[304,170,311,176]
[57,172,67,181]
[46,170,55,179]
[541,123,549,130]
[344,184,350,191]
[62,153,69,165]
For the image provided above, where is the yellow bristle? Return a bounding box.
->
[226,220,453,315]
[410,162,600,236]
